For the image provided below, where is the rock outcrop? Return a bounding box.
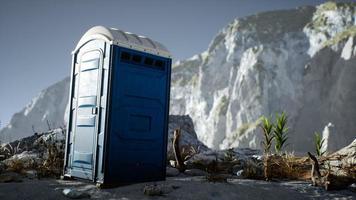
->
[0,115,206,165]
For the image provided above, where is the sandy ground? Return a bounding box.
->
[0,177,355,200]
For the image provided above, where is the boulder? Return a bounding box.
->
[167,115,208,160]
[2,151,42,170]
[166,167,180,177]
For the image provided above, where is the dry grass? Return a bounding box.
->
[347,165,356,180]
[242,159,264,180]
[1,130,65,178]
[35,138,64,178]
[2,143,63,177]
[267,153,311,180]
[6,159,26,173]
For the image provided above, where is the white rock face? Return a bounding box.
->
[0,78,70,143]
[170,2,356,152]
[304,2,356,57]
[1,2,355,152]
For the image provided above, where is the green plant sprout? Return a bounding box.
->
[314,132,326,156]
[260,116,274,154]
[273,112,289,153]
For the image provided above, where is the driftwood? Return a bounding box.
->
[308,152,323,186]
[173,129,186,172]
[308,152,355,190]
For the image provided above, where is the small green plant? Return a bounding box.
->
[314,132,326,156]
[273,112,289,153]
[260,116,274,154]
[260,116,275,181]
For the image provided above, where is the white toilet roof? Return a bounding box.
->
[75,26,171,58]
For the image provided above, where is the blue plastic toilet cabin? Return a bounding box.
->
[63,26,172,186]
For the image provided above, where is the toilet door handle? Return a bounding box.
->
[92,106,98,115]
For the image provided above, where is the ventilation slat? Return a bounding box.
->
[120,51,165,71]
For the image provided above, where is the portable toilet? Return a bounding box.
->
[63,26,172,186]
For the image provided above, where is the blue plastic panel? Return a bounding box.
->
[105,46,171,184]
[129,114,151,132]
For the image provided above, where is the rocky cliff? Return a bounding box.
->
[170,2,356,152]
[0,78,70,143]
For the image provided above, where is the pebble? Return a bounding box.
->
[235,170,244,178]
[25,170,38,179]
[143,183,180,196]
[62,188,90,199]
[143,185,163,196]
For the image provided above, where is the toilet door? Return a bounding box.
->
[70,47,103,180]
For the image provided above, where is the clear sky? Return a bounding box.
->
[0,0,332,127]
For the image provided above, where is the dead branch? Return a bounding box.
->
[308,152,322,186]
[173,128,186,172]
